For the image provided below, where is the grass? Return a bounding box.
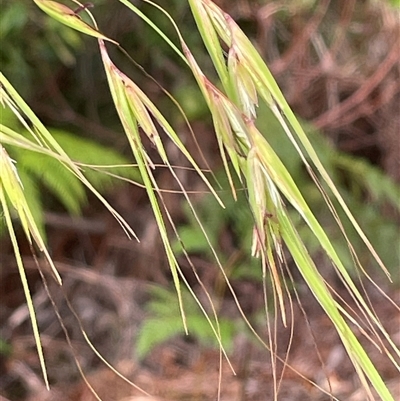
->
[1,1,399,400]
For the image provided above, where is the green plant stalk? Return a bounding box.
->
[1,68,139,389]
[278,209,394,400]
[24,1,398,399]
[118,0,187,65]
[1,73,137,241]
[98,39,188,332]
[33,0,118,44]
[117,1,397,397]
[185,3,396,398]
[0,149,49,389]
[217,3,389,277]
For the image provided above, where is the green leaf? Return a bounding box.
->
[136,287,235,359]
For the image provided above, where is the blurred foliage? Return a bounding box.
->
[0,337,12,357]
[0,106,140,238]
[173,173,262,281]
[0,0,85,98]
[136,286,236,359]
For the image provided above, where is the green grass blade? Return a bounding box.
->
[278,209,395,401]
[33,0,118,44]
[0,148,50,389]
